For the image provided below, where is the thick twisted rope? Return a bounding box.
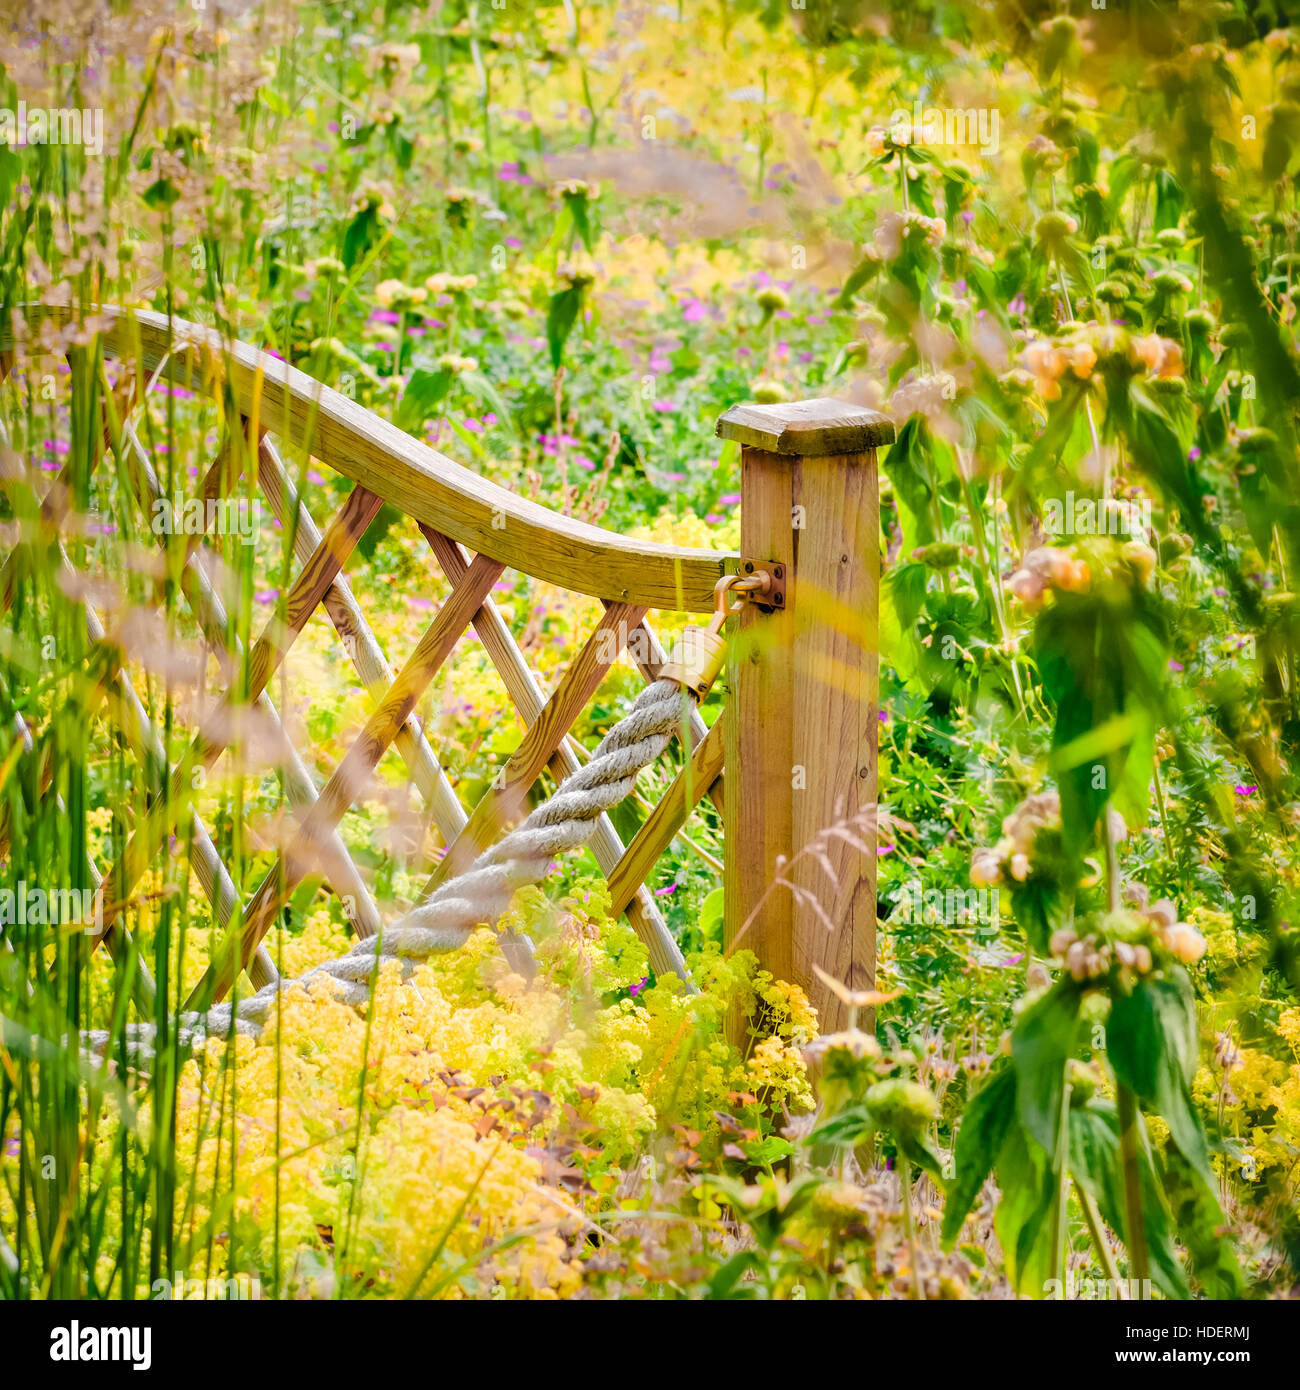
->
[84,679,697,1066]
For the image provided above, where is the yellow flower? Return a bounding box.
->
[374,279,427,311]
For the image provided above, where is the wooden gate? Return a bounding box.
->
[1,307,891,1032]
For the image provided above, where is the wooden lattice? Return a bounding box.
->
[1,307,735,1012]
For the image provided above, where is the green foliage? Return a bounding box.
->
[1,0,1299,1304]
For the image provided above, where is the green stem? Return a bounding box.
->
[1049,1066,1073,1289]
[1116,1084,1150,1299]
[900,1156,923,1300]
[1075,1180,1125,1295]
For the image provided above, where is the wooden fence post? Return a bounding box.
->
[716,398,895,1036]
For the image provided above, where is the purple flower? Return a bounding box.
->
[1234,784,1258,796]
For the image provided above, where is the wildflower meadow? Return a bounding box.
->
[0,0,1298,1356]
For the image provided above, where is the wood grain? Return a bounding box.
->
[724,443,881,1034]
[256,437,470,858]
[422,527,691,980]
[188,552,505,1006]
[16,307,737,611]
[716,397,895,456]
[88,473,383,945]
[420,598,648,895]
[789,449,879,1030]
[243,484,383,703]
[725,448,798,1003]
[606,716,725,917]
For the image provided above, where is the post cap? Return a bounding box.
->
[715,397,895,456]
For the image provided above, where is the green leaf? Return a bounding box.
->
[142,177,179,209]
[342,203,381,270]
[1068,1101,1190,1300]
[709,1248,760,1299]
[355,502,402,563]
[883,417,939,550]
[699,886,724,938]
[395,367,452,432]
[1039,20,1079,83]
[942,1065,1017,1246]
[444,413,486,460]
[807,1103,875,1148]
[992,1121,1056,1295]
[1107,974,1212,1183]
[1161,1146,1244,1300]
[899,1133,945,1184]
[1010,981,1082,1153]
[744,1135,794,1165]
[459,370,514,433]
[1034,589,1167,870]
[546,286,583,370]
[1152,170,1184,234]
[569,196,593,251]
[0,146,20,211]
[835,255,880,307]
[1263,102,1300,182]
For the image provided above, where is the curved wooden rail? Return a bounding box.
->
[4,305,893,1032]
[17,306,736,611]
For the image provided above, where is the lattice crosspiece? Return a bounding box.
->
[1,307,734,1012]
